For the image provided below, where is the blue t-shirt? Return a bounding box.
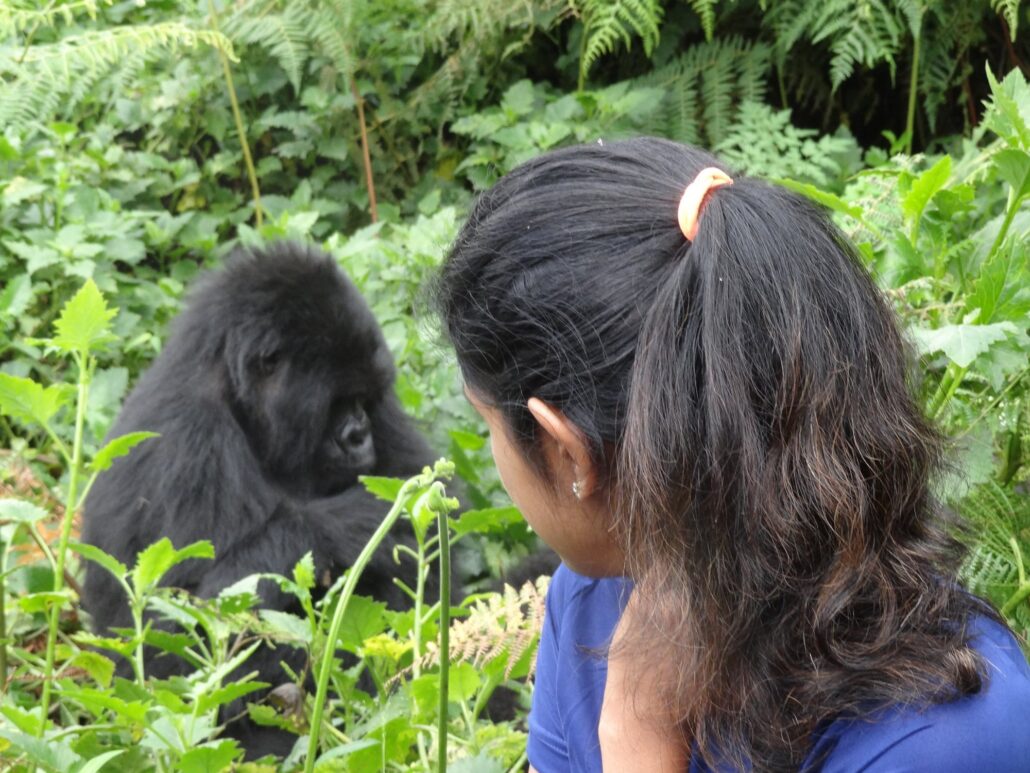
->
[528,564,1030,772]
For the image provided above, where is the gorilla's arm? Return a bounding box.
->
[183,487,418,610]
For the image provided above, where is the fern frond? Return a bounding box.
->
[0,22,235,128]
[686,0,718,41]
[223,5,312,93]
[579,0,663,85]
[0,0,109,38]
[992,0,1021,37]
[766,0,904,90]
[632,36,771,146]
[957,483,1030,625]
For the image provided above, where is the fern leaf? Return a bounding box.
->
[992,0,1021,37]
[632,37,770,146]
[579,0,663,84]
[0,22,235,128]
[224,6,311,94]
[686,0,718,41]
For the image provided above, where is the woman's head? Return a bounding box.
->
[437,137,984,768]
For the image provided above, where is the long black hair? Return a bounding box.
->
[436,137,985,770]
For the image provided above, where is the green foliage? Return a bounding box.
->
[715,101,860,187]
[0,20,236,126]
[632,36,772,147]
[767,0,906,89]
[576,0,664,88]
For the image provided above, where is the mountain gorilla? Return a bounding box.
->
[81,243,436,757]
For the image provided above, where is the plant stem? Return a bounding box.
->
[303,482,416,773]
[38,353,90,734]
[350,75,378,224]
[904,20,922,155]
[928,362,967,420]
[207,0,263,228]
[986,189,1023,261]
[436,509,451,773]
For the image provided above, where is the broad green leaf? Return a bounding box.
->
[0,704,43,735]
[984,67,1030,148]
[51,279,117,354]
[56,686,149,723]
[993,148,1030,200]
[258,609,311,643]
[73,749,125,773]
[195,682,269,715]
[335,595,387,651]
[966,240,1030,324]
[451,506,524,537]
[18,590,74,613]
[360,475,404,502]
[177,740,243,772]
[91,431,158,473]
[901,155,951,230]
[313,738,379,764]
[0,273,32,318]
[0,498,49,524]
[771,178,866,221]
[448,661,481,702]
[292,551,315,591]
[0,373,68,427]
[132,538,214,591]
[68,649,116,687]
[70,541,128,580]
[0,729,80,771]
[911,321,1019,368]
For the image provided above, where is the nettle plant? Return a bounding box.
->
[0,283,541,771]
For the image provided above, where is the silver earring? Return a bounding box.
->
[572,480,583,499]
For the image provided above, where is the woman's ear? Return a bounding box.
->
[527,397,598,499]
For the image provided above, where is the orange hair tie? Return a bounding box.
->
[677,167,733,242]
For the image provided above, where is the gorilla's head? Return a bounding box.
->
[174,244,395,497]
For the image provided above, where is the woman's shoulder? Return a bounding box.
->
[817,616,1030,772]
[546,563,632,643]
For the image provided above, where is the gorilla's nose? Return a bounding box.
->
[337,413,375,469]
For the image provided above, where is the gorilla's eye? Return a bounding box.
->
[256,350,280,376]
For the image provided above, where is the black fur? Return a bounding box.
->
[80,243,435,757]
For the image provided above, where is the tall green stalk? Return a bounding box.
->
[436,507,451,772]
[37,352,91,734]
[904,22,922,155]
[303,479,418,772]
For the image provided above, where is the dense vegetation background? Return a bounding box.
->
[0,1,1028,770]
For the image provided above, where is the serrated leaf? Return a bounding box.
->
[901,155,951,230]
[451,506,524,537]
[91,431,158,473]
[336,595,387,651]
[0,373,68,427]
[360,475,404,502]
[132,538,214,591]
[772,178,865,220]
[911,321,1019,368]
[196,682,268,715]
[0,729,80,771]
[993,148,1030,200]
[258,609,311,643]
[0,498,49,524]
[68,650,116,688]
[51,279,117,354]
[0,273,32,318]
[70,541,128,579]
[73,749,125,773]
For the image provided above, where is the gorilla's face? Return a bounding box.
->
[215,249,396,498]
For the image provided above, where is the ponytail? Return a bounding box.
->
[438,137,985,771]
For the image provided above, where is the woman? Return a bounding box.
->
[436,137,1030,771]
